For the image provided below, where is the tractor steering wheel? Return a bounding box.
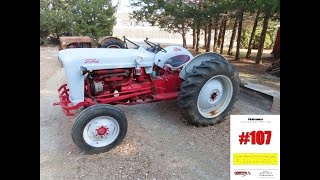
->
[144,38,167,53]
[155,44,167,53]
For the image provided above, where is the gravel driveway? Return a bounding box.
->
[40,47,279,180]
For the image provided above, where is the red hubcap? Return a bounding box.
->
[96,126,108,136]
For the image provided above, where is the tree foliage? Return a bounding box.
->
[130,0,194,47]
[241,20,278,49]
[40,0,116,40]
[255,0,280,63]
[130,0,280,63]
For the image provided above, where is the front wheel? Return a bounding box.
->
[179,59,240,126]
[71,104,128,154]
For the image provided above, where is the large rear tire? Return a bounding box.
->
[179,59,240,126]
[71,104,128,154]
[100,39,126,48]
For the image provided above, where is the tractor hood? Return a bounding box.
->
[58,47,155,71]
[58,47,155,105]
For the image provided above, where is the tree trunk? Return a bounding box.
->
[182,34,187,48]
[196,23,201,52]
[192,23,196,49]
[220,18,227,54]
[204,25,208,48]
[182,23,187,48]
[196,0,202,52]
[217,22,223,48]
[235,11,244,61]
[255,12,270,64]
[228,18,238,55]
[206,21,212,52]
[181,30,186,48]
[213,21,218,52]
[272,27,280,58]
[246,10,260,58]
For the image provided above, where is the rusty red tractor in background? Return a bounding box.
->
[58,36,125,50]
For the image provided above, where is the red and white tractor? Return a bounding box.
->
[53,37,240,154]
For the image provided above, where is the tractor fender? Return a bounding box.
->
[98,36,124,46]
[154,46,193,68]
[179,52,229,80]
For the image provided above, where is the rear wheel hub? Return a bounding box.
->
[197,75,233,118]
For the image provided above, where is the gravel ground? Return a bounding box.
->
[40,47,280,180]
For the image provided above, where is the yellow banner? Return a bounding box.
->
[233,153,278,165]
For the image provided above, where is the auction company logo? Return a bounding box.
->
[259,170,273,178]
[234,171,251,177]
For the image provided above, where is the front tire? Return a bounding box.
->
[71,104,128,154]
[179,59,240,126]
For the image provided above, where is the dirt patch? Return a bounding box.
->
[40,47,62,89]
[228,57,280,91]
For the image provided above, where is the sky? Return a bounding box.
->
[112,0,132,13]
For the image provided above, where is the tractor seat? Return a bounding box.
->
[164,55,191,71]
